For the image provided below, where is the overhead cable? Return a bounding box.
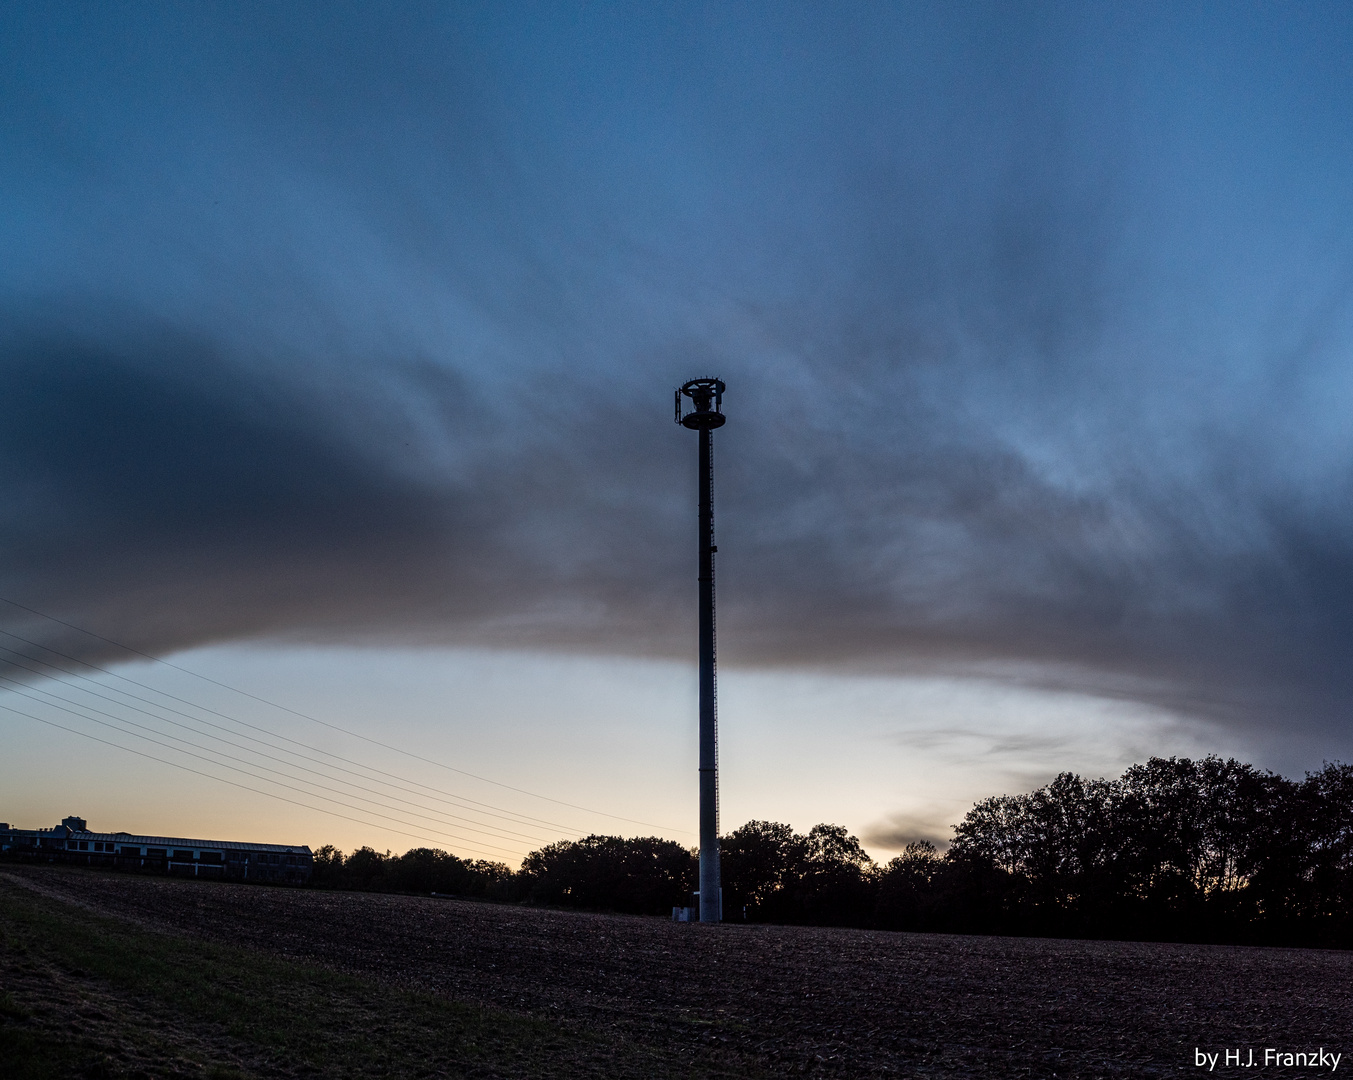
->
[0,595,689,834]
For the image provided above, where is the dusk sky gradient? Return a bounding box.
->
[4,2,1353,860]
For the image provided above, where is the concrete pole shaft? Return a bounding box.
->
[698,425,721,922]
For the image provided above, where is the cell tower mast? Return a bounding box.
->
[676,377,726,923]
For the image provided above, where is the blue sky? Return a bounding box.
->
[3,2,1353,859]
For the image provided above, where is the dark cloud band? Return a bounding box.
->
[3,3,1353,744]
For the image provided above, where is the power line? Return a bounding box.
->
[0,666,553,849]
[0,702,514,860]
[0,689,523,859]
[0,621,688,838]
[0,643,567,845]
[0,628,588,836]
[0,595,686,833]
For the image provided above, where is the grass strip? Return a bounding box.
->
[0,877,753,1079]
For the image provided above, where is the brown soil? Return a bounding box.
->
[0,920,263,1079]
[7,865,1353,1077]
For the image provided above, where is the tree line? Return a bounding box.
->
[312,756,1353,946]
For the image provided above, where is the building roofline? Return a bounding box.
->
[0,824,311,854]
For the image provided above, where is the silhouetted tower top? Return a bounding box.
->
[676,377,726,430]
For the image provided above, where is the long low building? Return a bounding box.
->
[0,815,313,884]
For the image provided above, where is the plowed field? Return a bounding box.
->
[6,865,1352,1077]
